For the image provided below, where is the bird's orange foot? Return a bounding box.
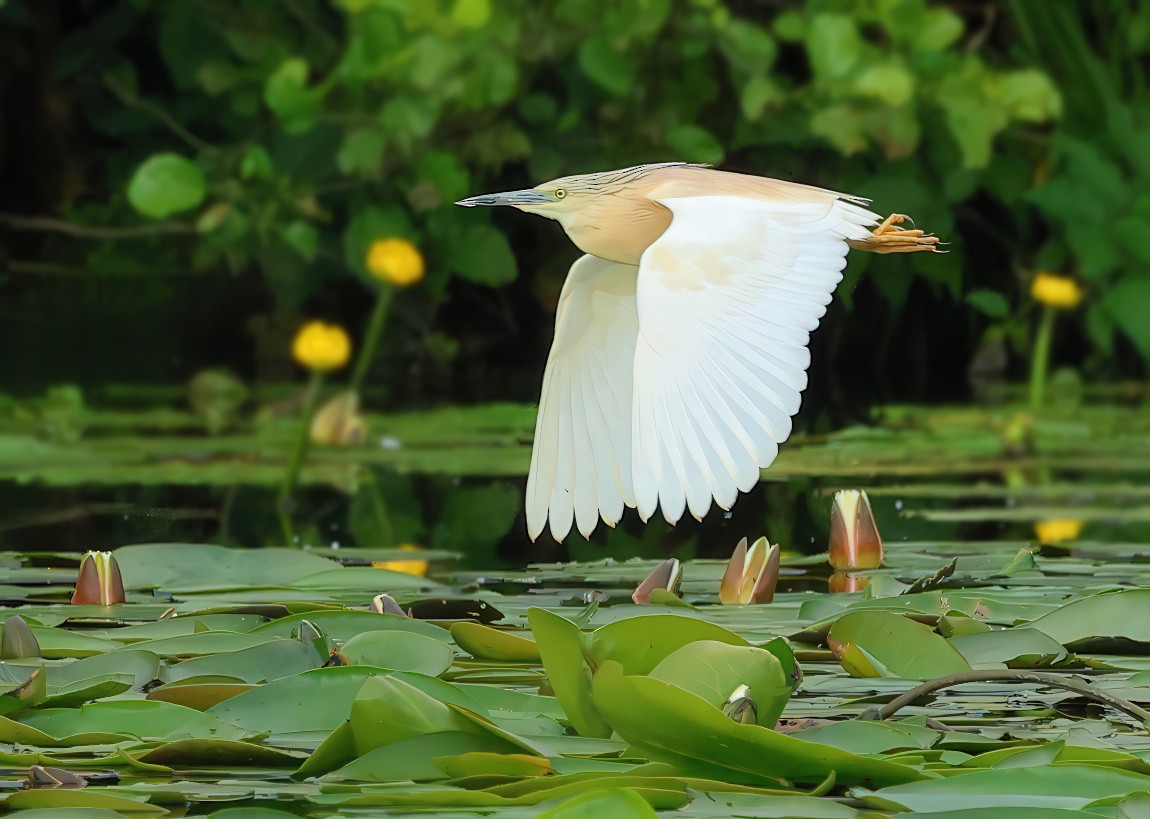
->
[850,213,944,254]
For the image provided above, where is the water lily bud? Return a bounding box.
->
[632,558,682,604]
[828,489,883,570]
[71,551,126,606]
[719,536,780,605]
[370,593,410,616]
[1030,272,1083,309]
[292,321,352,372]
[722,684,758,725]
[366,238,425,287]
[0,615,40,659]
[310,390,366,446]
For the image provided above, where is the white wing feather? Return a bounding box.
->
[631,195,878,525]
[526,255,639,541]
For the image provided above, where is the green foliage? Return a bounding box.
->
[5,0,1120,377]
[127,154,207,219]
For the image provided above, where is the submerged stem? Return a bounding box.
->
[1028,306,1056,410]
[277,371,325,547]
[862,669,1150,725]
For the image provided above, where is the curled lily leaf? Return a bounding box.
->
[26,765,86,789]
[722,684,758,725]
[719,537,781,605]
[828,489,884,570]
[370,593,410,617]
[70,551,126,606]
[292,620,324,644]
[632,558,682,604]
[0,614,40,659]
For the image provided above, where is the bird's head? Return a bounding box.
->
[454,164,703,223]
[454,172,597,222]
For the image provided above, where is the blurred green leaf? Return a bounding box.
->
[337,128,386,174]
[1103,277,1150,360]
[578,35,635,96]
[452,0,491,29]
[127,154,206,219]
[447,223,518,286]
[806,14,860,81]
[967,290,1011,318]
[664,124,725,165]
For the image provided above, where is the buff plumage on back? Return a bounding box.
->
[526,168,881,541]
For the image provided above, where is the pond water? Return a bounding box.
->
[0,396,1149,814]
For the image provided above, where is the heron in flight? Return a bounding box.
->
[457,163,940,541]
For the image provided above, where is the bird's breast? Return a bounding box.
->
[561,197,673,266]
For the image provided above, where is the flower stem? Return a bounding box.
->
[278,371,325,547]
[349,286,394,396]
[1028,305,1056,411]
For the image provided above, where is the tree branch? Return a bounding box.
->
[859,669,1150,724]
[0,213,195,239]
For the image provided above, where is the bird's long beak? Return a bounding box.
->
[455,189,550,208]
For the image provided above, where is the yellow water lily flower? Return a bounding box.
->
[366,238,425,287]
[1034,519,1083,544]
[292,321,351,372]
[1031,273,1083,309]
[373,543,429,577]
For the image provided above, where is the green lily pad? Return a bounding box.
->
[340,630,454,676]
[648,640,790,728]
[591,661,926,787]
[450,621,542,662]
[536,787,657,818]
[829,611,971,680]
[859,763,1150,812]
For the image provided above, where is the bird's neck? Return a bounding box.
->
[556,196,672,266]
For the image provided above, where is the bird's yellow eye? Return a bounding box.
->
[554,188,567,199]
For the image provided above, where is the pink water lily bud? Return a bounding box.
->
[632,558,682,604]
[70,551,126,606]
[719,537,781,605]
[828,489,883,570]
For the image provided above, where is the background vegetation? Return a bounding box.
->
[0,0,1146,560]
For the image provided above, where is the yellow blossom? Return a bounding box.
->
[373,544,429,577]
[366,238,424,287]
[292,321,351,372]
[1031,273,1083,309]
[1034,519,1083,544]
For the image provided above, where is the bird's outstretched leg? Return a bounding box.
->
[848,213,943,254]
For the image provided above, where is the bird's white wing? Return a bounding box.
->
[632,195,878,524]
[527,254,639,541]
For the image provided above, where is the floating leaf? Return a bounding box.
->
[828,611,971,680]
